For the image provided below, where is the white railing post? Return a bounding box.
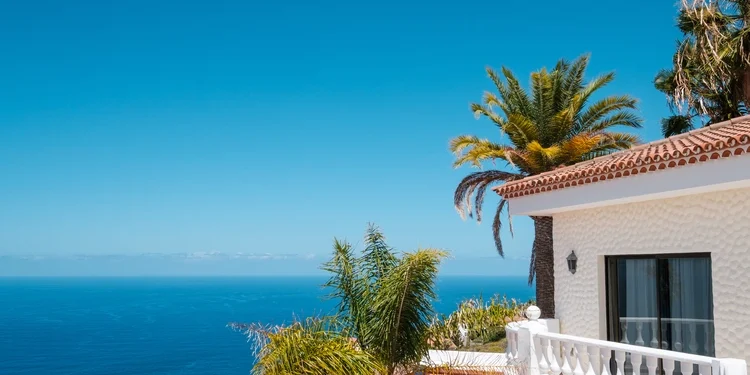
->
[517,305,549,375]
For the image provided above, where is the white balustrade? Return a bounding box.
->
[505,307,745,375]
[537,330,724,375]
[507,322,521,359]
[619,317,715,356]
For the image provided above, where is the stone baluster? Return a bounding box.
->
[587,345,601,375]
[620,322,630,344]
[674,321,683,352]
[549,339,563,375]
[650,321,659,348]
[614,350,626,375]
[601,349,613,375]
[631,352,643,375]
[635,322,645,346]
[573,343,586,375]
[698,364,712,375]
[645,354,658,375]
[678,361,694,375]
[506,329,513,357]
[703,323,711,355]
[688,322,698,354]
[535,335,551,375]
[561,341,574,375]
[662,358,676,375]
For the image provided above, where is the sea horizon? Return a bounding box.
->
[0,274,531,278]
[0,275,533,375]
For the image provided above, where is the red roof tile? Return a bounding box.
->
[493,115,750,199]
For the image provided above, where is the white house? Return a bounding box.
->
[493,116,750,375]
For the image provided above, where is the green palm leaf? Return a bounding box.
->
[367,248,447,373]
[231,317,384,375]
[661,115,695,137]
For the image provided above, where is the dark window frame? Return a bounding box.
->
[605,252,713,355]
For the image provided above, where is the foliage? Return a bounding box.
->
[229,317,383,375]
[427,295,528,350]
[655,0,750,135]
[452,54,642,282]
[231,224,447,375]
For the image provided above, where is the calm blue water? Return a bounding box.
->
[0,276,533,375]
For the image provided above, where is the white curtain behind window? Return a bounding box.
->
[665,258,714,356]
[618,259,658,347]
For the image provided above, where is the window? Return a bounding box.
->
[606,254,715,357]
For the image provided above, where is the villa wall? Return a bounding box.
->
[553,186,750,361]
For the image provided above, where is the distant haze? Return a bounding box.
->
[0,253,529,277]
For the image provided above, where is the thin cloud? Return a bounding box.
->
[0,252,319,262]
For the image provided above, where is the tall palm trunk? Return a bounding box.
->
[532,216,555,318]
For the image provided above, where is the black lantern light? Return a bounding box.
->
[566,251,578,274]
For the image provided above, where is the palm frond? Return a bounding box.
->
[492,199,507,257]
[528,243,536,286]
[598,132,641,150]
[584,111,643,133]
[524,141,561,173]
[453,170,524,221]
[361,223,398,283]
[503,113,539,149]
[661,115,695,137]
[578,96,640,132]
[666,0,750,118]
[562,54,590,101]
[368,249,448,372]
[577,72,616,105]
[321,239,367,336]
[531,68,552,128]
[500,66,534,117]
[233,317,384,375]
[470,103,505,127]
[450,135,514,169]
[557,134,605,163]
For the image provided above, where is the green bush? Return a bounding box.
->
[427,295,531,350]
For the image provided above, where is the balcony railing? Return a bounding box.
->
[505,307,745,375]
[619,317,714,356]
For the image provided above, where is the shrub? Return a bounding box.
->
[427,295,530,350]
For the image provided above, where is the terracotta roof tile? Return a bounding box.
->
[493,115,750,199]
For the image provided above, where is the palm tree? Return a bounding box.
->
[655,0,750,136]
[451,55,642,318]
[231,224,447,375]
[230,318,384,375]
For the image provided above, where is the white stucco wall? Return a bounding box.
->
[553,186,750,361]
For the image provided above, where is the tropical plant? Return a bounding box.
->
[229,318,384,375]
[231,224,447,375]
[451,54,642,318]
[655,0,750,136]
[427,295,528,350]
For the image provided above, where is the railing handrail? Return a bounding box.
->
[536,331,717,366]
[619,316,714,324]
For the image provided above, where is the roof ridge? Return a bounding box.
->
[504,114,750,184]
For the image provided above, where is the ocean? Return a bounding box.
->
[0,276,533,375]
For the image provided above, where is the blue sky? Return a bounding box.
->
[0,0,680,276]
